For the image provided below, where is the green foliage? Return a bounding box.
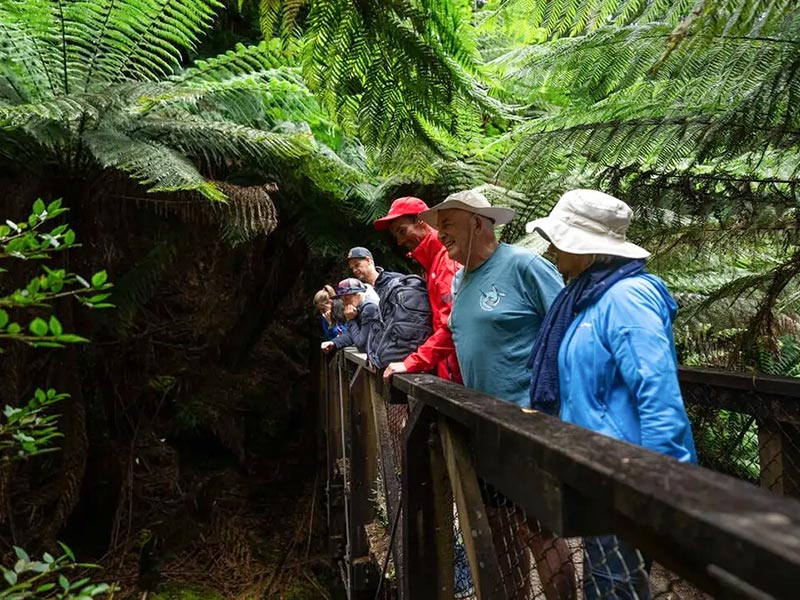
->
[0,1,363,204]
[1,388,65,460]
[0,200,114,600]
[0,200,113,350]
[760,335,800,378]
[0,544,112,600]
[301,0,491,153]
[473,0,800,361]
[247,0,507,173]
[689,406,760,482]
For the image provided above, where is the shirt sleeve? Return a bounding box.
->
[403,325,456,373]
[523,255,564,315]
[333,320,356,349]
[604,285,695,462]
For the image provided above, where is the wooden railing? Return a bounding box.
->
[321,350,800,599]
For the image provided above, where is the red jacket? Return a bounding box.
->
[402,231,463,383]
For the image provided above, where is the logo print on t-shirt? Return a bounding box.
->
[479,285,506,311]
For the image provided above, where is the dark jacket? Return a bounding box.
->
[372,267,402,302]
[332,298,381,354]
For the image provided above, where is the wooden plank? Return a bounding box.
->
[402,403,456,599]
[758,419,800,499]
[401,402,433,598]
[759,418,785,495]
[438,418,505,600]
[679,366,800,398]
[429,423,455,600]
[389,371,800,598]
[679,367,800,425]
[348,366,379,597]
[325,353,346,559]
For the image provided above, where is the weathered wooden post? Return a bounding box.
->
[347,365,380,597]
[326,353,347,559]
[402,404,456,599]
[438,418,505,600]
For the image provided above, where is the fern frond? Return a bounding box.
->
[481,0,696,39]
[136,116,313,167]
[0,1,62,98]
[174,40,287,85]
[110,239,180,332]
[0,96,97,129]
[84,128,226,200]
[88,0,222,83]
[217,182,279,242]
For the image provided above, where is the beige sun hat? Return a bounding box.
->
[419,189,515,227]
[525,189,650,259]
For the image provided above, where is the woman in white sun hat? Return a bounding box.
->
[526,189,697,600]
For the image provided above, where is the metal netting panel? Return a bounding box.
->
[683,383,800,498]
[468,483,712,600]
[476,482,581,599]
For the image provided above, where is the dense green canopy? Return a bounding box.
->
[0,0,797,369]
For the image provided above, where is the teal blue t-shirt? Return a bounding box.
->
[450,243,564,407]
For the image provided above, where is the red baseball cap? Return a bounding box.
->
[373,196,430,231]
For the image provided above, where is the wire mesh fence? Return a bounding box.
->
[679,368,800,498]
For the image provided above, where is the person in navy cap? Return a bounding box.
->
[320,278,381,355]
[346,246,402,302]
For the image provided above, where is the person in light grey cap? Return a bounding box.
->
[320,277,381,355]
[419,189,575,600]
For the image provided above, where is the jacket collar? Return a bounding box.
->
[410,230,444,271]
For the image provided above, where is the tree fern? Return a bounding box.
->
[469,0,800,365]
[247,0,503,165]
[0,0,363,209]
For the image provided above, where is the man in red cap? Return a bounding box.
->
[374,196,462,384]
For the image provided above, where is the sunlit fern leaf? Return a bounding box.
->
[84,128,226,200]
[760,335,800,377]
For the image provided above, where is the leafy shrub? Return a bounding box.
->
[0,201,114,599]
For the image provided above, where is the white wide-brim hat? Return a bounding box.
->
[419,189,515,227]
[526,189,650,259]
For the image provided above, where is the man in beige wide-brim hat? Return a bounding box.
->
[419,189,576,599]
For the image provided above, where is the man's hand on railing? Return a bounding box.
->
[383,361,407,382]
[321,341,335,353]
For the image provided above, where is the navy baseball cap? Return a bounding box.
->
[333,277,367,297]
[347,246,373,260]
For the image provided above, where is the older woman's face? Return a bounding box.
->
[549,244,594,280]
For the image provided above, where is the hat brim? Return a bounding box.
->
[373,214,400,231]
[419,200,515,227]
[526,216,650,259]
[333,288,364,298]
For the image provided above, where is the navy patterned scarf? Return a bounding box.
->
[528,258,646,414]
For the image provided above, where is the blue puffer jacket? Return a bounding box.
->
[558,274,697,463]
